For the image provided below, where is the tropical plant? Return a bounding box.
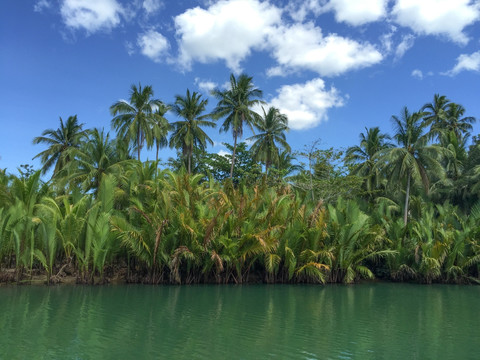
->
[169,89,215,174]
[32,115,87,176]
[110,83,163,161]
[345,126,392,197]
[378,107,445,224]
[151,103,171,164]
[211,73,264,178]
[247,107,290,174]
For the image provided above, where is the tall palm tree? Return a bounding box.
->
[212,73,264,178]
[33,115,87,176]
[422,94,450,127]
[151,103,171,164]
[443,103,476,141]
[169,89,216,174]
[345,126,392,195]
[110,83,163,161]
[66,128,130,194]
[247,107,290,174]
[379,107,445,225]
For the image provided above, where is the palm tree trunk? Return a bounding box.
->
[188,145,192,174]
[404,171,411,225]
[137,129,141,161]
[156,142,159,164]
[309,155,315,202]
[230,133,238,179]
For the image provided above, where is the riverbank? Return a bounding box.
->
[2,266,477,286]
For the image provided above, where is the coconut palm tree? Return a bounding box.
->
[110,83,163,161]
[345,126,392,196]
[247,107,290,174]
[65,128,130,194]
[422,94,450,128]
[151,103,171,164]
[379,107,445,225]
[32,115,87,176]
[442,103,476,141]
[169,89,215,174]
[274,150,303,177]
[212,73,264,178]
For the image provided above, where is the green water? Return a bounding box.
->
[0,283,478,359]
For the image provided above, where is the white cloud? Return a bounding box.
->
[444,51,480,76]
[137,30,169,62]
[125,41,135,56]
[217,150,231,157]
[34,0,51,12]
[392,0,480,44]
[266,66,288,77]
[284,0,323,22]
[325,0,388,26]
[411,69,423,79]
[380,27,396,53]
[194,78,218,93]
[174,0,282,72]
[60,0,124,34]
[394,34,415,60]
[143,0,162,14]
[268,22,383,77]
[268,78,345,130]
[286,0,387,25]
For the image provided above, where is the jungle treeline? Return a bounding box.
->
[1,76,479,285]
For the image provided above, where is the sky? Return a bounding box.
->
[1,0,480,174]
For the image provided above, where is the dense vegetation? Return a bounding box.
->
[1,79,479,285]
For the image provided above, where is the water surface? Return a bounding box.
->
[1,283,478,359]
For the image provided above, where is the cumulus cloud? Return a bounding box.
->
[60,0,124,34]
[444,51,480,76]
[325,0,388,26]
[267,78,345,130]
[194,78,218,93]
[217,150,231,157]
[143,0,162,14]
[268,22,383,77]
[392,0,480,44]
[286,0,387,25]
[411,69,423,79]
[174,0,282,71]
[34,0,51,12]
[125,41,135,56]
[284,0,322,22]
[394,34,415,60]
[137,30,169,62]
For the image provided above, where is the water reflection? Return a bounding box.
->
[0,284,478,359]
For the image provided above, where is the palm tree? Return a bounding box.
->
[32,115,87,176]
[443,103,476,141]
[110,83,163,161]
[422,94,450,127]
[345,126,392,195]
[151,103,171,164]
[379,107,445,225]
[212,73,264,178]
[423,95,476,141]
[65,128,130,194]
[169,89,216,174]
[247,107,290,174]
[275,150,303,177]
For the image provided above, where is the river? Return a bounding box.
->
[0,283,478,359]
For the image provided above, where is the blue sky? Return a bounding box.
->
[1,0,480,173]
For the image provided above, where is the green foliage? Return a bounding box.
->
[2,89,480,286]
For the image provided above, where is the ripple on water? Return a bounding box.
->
[0,284,479,359]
